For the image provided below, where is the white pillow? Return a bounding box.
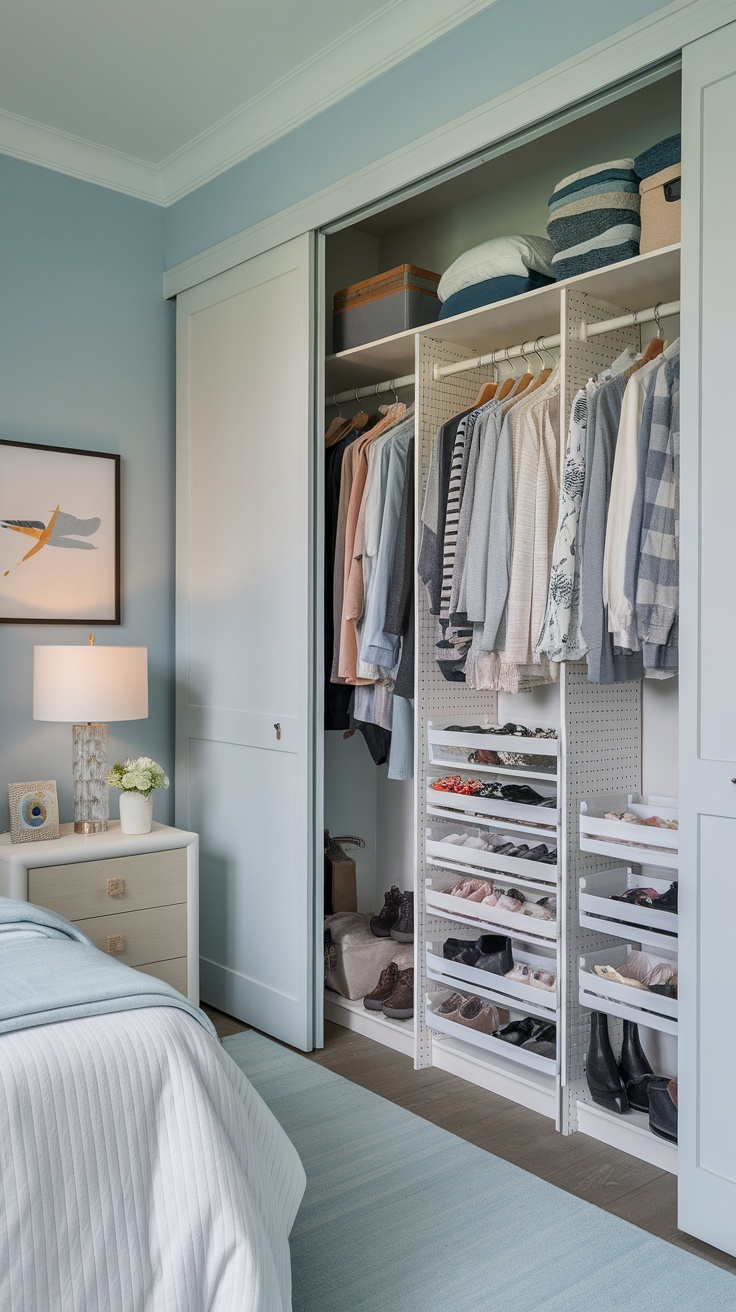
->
[438,234,555,302]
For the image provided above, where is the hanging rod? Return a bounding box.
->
[326,299,682,399]
[433,299,681,381]
[327,374,415,407]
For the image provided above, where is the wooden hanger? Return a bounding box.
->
[325,410,369,448]
[473,379,498,406]
[325,416,350,446]
[623,335,664,381]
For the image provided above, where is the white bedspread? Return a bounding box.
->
[0,1008,305,1311]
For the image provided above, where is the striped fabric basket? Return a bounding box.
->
[547,158,641,281]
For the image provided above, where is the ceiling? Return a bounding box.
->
[0,0,496,205]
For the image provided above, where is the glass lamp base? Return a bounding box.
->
[72,723,109,834]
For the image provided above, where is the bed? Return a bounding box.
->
[0,899,305,1312]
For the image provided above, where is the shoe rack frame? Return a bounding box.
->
[412,281,676,1163]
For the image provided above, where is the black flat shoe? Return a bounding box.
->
[650,881,678,913]
[474,934,513,976]
[586,1012,629,1114]
[500,784,544,804]
[494,1018,534,1046]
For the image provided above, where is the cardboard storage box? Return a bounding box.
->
[640,163,681,253]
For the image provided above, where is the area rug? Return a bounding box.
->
[223,1030,736,1311]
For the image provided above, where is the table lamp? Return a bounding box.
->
[33,635,148,834]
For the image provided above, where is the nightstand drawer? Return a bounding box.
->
[29,848,186,921]
[135,958,188,995]
[78,903,187,968]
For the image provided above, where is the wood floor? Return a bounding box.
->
[205,1005,736,1277]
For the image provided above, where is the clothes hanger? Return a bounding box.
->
[496,348,517,400]
[325,390,368,446]
[473,359,498,406]
[511,343,534,397]
[526,336,554,392]
[622,306,665,381]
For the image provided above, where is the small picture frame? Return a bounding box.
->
[8,781,60,844]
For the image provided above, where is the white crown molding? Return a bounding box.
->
[0,106,164,203]
[158,0,499,204]
[0,0,497,205]
[165,0,736,297]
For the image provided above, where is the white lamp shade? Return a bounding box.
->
[33,645,148,723]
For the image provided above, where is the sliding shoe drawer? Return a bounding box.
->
[426,991,557,1075]
[579,868,677,947]
[580,795,678,869]
[76,903,187,969]
[428,719,559,773]
[427,942,557,1017]
[425,872,557,943]
[428,777,558,831]
[579,944,677,1035]
[29,848,187,921]
[426,821,557,888]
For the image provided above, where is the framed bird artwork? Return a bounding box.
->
[0,440,120,623]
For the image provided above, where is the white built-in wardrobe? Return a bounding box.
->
[174,20,736,1258]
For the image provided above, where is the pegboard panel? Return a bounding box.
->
[556,289,643,1132]
[560,287,639,457]
[413,334,501,1068]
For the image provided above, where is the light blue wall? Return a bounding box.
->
[165,0,674,268]
[0,154,174,832]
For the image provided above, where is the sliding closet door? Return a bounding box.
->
[176,235,317,1050]
[679,22,736,1255]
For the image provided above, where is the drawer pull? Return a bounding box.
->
[107,934,126,954]
[107,878,126,897]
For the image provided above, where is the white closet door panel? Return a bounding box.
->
[176,234,315,1051]
[680,21,736,1255]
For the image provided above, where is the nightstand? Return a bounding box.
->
[0,821,199,1003]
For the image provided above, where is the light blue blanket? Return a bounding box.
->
[0,896,215,1036]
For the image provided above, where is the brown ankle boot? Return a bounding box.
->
[381,967,414,1020]
[363,962,399,1011]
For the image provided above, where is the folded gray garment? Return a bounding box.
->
[634,133,681,181]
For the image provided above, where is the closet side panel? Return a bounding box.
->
[175,234,316,1051]
[679,20,736,1255]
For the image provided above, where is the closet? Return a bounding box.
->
[320,68,681,1154]
[174,18,736,1258]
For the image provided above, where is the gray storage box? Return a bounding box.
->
[333,264,440,352]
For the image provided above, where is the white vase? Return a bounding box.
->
[119,791,153,835]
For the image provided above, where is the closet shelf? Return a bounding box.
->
[427,804,557,840]
[579,869,677,947]
[426,876,557,942]
[427,826,557,886]
[579,945,678,1035]
[427,943,557,1017]
[580,795,679,870]
[576,1099,677,1175]
[323,991,415,1056]
[426,992,558,1075]
[324,243,680,392]
[427,781,558,828]
[428,721,559,759]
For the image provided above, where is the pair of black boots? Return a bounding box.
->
[586,1013,678,1142]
